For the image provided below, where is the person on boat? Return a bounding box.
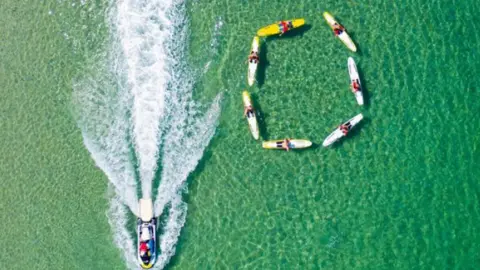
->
[244,105,254,117]
[333,23,344,36]
[340,123,351,135]
[276,138,291,151]
[279,20,291,34]
[283,138,291,151]
[352,80,360,92]
[140,225,152,256]
[139,241,148,256]
[287,21,293,30]
[248,51,259,63]
[147,238,154,252]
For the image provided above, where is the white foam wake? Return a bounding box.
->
[73,53,139,215]
[107,189,138,269]
[154,95,222,216]
[114,0,174,197]
[155,195,187,269]
[76,0,222,269]
[210,17,224,55]
[150,1,223,268]
[152,94,221,269]
[152,0,223,214]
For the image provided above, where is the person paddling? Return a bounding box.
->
[247,51,259,64]
[276,138,291,151]
[244,105,254,117]
[340,122,352,135]
[279,20,293,35]
[333,23,344,36]
[352,80,360,92]
[279,20,289,34]
[283,138,291,151]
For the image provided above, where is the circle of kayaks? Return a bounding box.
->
[243,12,368,150]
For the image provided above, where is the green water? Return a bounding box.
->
[175,0,480,269]
[0,1,124,269]
[1,0,480,269]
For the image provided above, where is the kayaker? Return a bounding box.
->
[244,105,254,117]
[340,122,352,135]
[282,138,291,151]
[285,21,293,33]
[279,20,289,34]
[352,80,360,92]
[275,138,291,151]
[248,51,259,63]
[333,23,344,35]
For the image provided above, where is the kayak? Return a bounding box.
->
[347,57,364,105]
[257,19,305,37]
[242,91,260,140]
[323,12,357,52]
[137,198,157,269]
[262,139,312,150]
[322,114,363,147]
[247,36,260,86]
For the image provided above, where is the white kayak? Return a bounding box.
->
[322,114,363,147]
[348,57,364,105]
[323,12,357,52]
[242,91,260,140]
[247,36,260,86]
[262,139,312,150]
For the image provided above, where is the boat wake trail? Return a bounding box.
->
[73,44,140,269]
[115,0,169,198]
[149,1,222,267]
[74,0,222,269]
[154,88,221,269]
[107,191,138,269]
[73,52,139,216]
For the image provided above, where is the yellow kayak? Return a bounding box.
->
[323,12,357,52]
[257,19,305,37]
[262,139,312,150]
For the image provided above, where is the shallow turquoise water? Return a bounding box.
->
[1,0,480,269]
[171,0,480,269]
[0,1,124,269]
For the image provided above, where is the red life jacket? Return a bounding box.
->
[353,82,359,90]
[140,242,148,252]
[281,21,288,33]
